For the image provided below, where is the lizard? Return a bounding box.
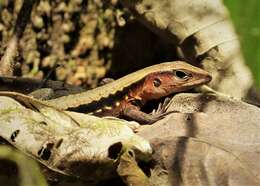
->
[44,61,212,123]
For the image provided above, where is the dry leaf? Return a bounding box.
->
[138,93,260,186]
[0,91,152,184]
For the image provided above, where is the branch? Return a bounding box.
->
[0,0,36,76]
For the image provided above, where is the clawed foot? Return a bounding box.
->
[151,97,172,115]
[123,98,176,125]
[147,110,177,124]
[147,97,178,124]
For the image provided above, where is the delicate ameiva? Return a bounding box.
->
[45,61,212,123]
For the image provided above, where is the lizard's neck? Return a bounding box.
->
[127,79,148,106]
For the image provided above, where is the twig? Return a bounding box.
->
[37,62,60,89]
[0,0,36,76]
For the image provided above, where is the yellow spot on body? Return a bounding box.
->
[104,106,112,110]
[115,102,120,107]
[124,95,129,100]
[95,109,102,113]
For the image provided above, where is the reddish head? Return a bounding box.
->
[132,62,212,101]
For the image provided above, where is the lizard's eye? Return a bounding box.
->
[173,70,190,79]
[153,78,161,87]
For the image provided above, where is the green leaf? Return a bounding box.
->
[0,146,48,186]
[224,0,260,88]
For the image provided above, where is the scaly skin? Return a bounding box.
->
[45,61,212,123]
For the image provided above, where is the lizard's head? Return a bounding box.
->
[139,61,212,100]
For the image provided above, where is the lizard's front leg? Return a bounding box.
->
[122,105,170,124]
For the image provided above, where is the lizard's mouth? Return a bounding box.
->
[184,75,212,88]
[166,75,212,93]
[189,76,212,87]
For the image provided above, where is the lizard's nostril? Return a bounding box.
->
[206,75,212,82]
